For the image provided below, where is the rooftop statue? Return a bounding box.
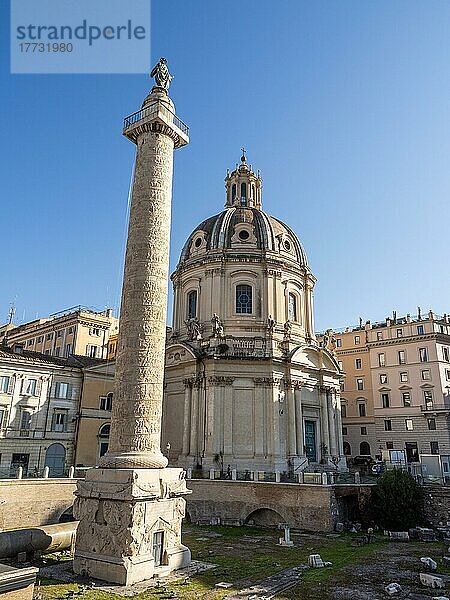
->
[150,57,173,90]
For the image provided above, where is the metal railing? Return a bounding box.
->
[123,102,189,135]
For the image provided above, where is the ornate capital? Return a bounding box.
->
[207,376,234,386]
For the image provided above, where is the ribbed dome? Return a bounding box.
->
[178,206,308,267]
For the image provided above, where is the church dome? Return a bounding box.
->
[178,152,308,268]
[178,206,308,267]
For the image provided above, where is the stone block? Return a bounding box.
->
[0,564,39,600]
[335,522,344,533]
[420,573,445,589]
[73,468,191,585]
[215,582,233,589]
[308,554,324,568]
[421,557,437,571]
[385,582,402,595]
[417,527,437,542]
[389,531,409,542]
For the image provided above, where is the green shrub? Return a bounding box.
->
[372,469,424,531]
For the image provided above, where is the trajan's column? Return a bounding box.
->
[73,59,191,585]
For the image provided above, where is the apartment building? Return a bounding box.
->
[3,307,118,359]
[329,310,450,477]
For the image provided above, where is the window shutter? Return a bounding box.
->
[51,381,58,398]
[35,379,42,397]
[51,412,56,431]
[63,413,68,432]
[7,377,14,395]
[69,384,76,400]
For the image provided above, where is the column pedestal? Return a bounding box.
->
[73,468,191,585]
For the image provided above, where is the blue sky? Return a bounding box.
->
[1,1,449,331]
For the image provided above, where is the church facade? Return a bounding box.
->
[162,155,346,474]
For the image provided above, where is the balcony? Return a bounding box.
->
[123,101,189,140]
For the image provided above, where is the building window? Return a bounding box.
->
[381,393,390,408]
[446,369,450,381]
[231,183,236,199]
[341,403,347,418]
[46,333,53,340]
[443,347,450,362]
[53,347,60,357]
[90,328,101,337]
[235,285,252,314]
[68,327,74,334]
[355,358,362,370]
[54,382,72,399]
[384,419,392,431]
[341,381,345,391]
[396,328,403,338]
[52,411,68,433]
[356,378,364,391]
[0,407,7,428]
[427,418,436,430]
[27,339,33,346]
[402,391,411,407]
[400,372,408,383]
[419,347,428,362]
[336,338,342,348]
[0,376,11,394]
[100,392,113,411]
[187,290,197,319]
[377,331,383,341]
[288,293,297,322]
[343,441,351,455]
[64,343,73,357]
[430,441,439,455]
[86,345,98,358]
[358,403,366,417]
[360,426,367,435]
[24,379,37,396]
[380,373,388,384]
[354,335,360,345]
[57,330,63,338]
[417,325,424,335]
[405,419,413,431]
[398,350,406,364]
[44,349,51,355]
[240,182,247,204]
[98,423,110,458]
[423,390,433,409]
[359,441,371,455]
[342,427,348,436]
[37,336,43,343]
[422,369,431,381]
[386,441,394,450]
[338,360,343,370]
[20,410,32,433]
[378,353,386,367]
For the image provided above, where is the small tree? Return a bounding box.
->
[372,469,424,531]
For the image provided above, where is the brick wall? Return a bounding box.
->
[186,480,338,532]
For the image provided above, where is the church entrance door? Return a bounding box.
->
[304,420,317,462]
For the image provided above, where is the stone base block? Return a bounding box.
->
[73,468,191,585]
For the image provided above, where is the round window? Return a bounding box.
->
[194,237,202,248]
[238,230,250,241]
[284,239,291,251]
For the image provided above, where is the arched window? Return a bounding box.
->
[240,182,247,206]
[343,441,351,456]
[44,443,66,477]
[359,441,371,456]
[236,285,252,314]
[231,183,236,199]
[288,293,297,322]
[98,424,110,460]
[187,290,197,319]
[252,184,255,199]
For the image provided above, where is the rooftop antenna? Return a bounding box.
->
[359,317,363,328]
[393,310,397,325]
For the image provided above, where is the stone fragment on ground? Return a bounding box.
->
[216,582,233,589]
[389,531,410,542]
[421,557,438,571]
[420,572,445,589]
[308,554,325,568]
[384,582,401,595]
